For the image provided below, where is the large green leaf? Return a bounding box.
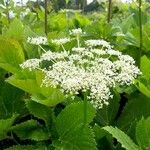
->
[0,37,25,73]
[0,82,26,119]
[7,71,65,106]
[117,93,150,131]
[103,126,140,150]
[55,102,97,150]
[11,120,49,141]
[26,100,52,128]
[136,117,150,150]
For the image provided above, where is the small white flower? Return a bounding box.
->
[90,49,107,56]
[41,50,69,61]
[70,28,83,36]
[51,38,70,45]
[27,36,48,45]
[106,49,122,56]
[85,39,111,49]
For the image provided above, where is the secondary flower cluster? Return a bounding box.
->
[21,30,141,109]
[27,36,48,45]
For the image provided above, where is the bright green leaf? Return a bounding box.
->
[136,117,150,150]
[103,126,140,150]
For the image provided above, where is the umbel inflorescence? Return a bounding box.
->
[20,29,141,109]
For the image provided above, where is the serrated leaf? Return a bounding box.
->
[0,37,25,73]
[0,115,17,140]
[117,93,150,131]
[26,100,52,127]
[54,126,96,150]
[11,120,49,141]
[103,126,140,150]
[55,102,97,150]
[136,117,150,150]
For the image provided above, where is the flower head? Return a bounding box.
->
[21,36,141,109]
[27,36,48,45]
[51,38,70,45]
[20,59,41,71]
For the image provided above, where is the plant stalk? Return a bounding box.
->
[107,0,112,23]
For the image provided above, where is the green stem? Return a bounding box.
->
[83,92,88,126]
[138,0,142,67]
[77,35,80,48]
[61,44,66,51]
[38,46,41,56]
[39,45,46,52]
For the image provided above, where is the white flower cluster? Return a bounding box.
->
[41,51,69,61]
[20,59,41,71]
[70,28,83,36]
[85,39,111,49]
[27,36,48,45]
[20,37,141,109]
[51,38,70,45]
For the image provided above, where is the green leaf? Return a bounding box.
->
[140,55,150,77]
[55,102,97,150]
[11,120,49,141]
[54,126,97,150]
[93,124,107,141]
[26,100,52,127]
[7,71,65,106]
[136,117,150,150]
[96,91,120,126]
[117,93,150,131]
[0,37,25,73]
[103,126,140,150]
[135,78,150,98]
[23,27,38,58]
[0,115,17,140]
[5,18,24,40]
[0,83,26,119]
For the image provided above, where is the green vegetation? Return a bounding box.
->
[0,0,150,149]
